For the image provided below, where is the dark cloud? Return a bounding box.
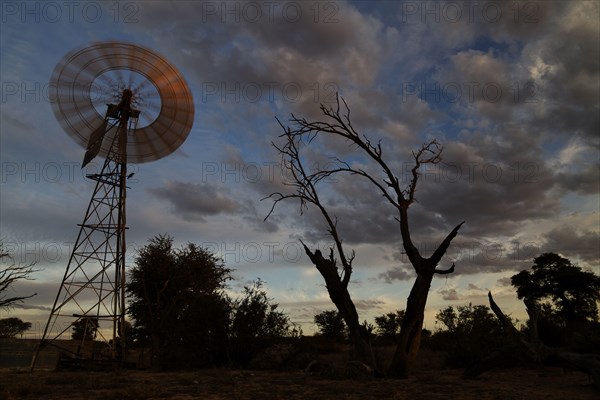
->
[130,0,398,123]
[555,163,600,195]
[378,267,414,283]
[354,299,385,311]
[542,226,600,265]
[148,180,242,222]
[127,1,597,266]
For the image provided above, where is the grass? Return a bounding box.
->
[0,348,598,399]
[2,367,597,400]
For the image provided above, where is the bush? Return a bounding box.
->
[373,310,404,344]
[430,304,506,368]
[314,310,346,341]
[228,279,301,367]
[0,317,32,338]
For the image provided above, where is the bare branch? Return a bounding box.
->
[264,127,355,283]
[487,291,519,335]
[428,221,465,268]
[0,247,40,310]
[405,140,443,205]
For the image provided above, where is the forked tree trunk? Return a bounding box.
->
[386,219,464,377]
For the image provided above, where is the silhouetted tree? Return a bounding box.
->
[511,253,600,346]
[229,279,300,366]
[512,253,600,333]
[314,310,347,340]
[0,317,32,338]
[266,95,463,377]
[71,317,99,341]
[374,310,405,342]
[436,304,502,334]
[126,234,232,369]
[0,243,39,310]
[433,304,504,367]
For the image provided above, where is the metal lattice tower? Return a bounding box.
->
[31,42,194,370]
[33,100,136,364]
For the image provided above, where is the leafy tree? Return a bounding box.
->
[314,310,347,340]
[511,253,600,347]
[126,234,232,368]
[1,243,39,310]
[512,253,600,325]
[0,317,32,338]
[177,291,232,367]
[435,304,502,335]
[432,304,504,367]
[229,279,300,366]
[374,310,405,342]
[71,317,99,341]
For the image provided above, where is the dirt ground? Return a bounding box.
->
[1,365,597,400]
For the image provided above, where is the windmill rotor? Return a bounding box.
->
[50,41,194,165]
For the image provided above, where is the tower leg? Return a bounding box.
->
[31,114,129,370]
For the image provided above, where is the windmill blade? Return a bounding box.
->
[82,119,108,167]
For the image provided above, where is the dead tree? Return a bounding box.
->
[266,95,464,377]
[1,244,39,310]
[266,132,379,371]
[463,292,600,390]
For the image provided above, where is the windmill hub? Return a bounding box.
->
[108,88,139,122]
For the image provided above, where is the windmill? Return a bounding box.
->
[31,41,194,369]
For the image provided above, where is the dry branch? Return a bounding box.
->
[0,247,39,309]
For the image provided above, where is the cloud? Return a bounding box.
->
[438,288,460,301]
[14,303,52,311]
[555,163,600,196]
[541,226,600,265]
[354,299,385,311]
[378,267,414,283]
[148,180,243,222]
[519,2,600,147]
[123,1,598,262]
[497,277,513,287]
[130,1,397,115]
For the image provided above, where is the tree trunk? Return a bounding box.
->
[387,220,463,378]
[151,332,163,370]
[335,285,378,370]
[303,244,378,372]
[387,271,433,377]
[523,297,541,344]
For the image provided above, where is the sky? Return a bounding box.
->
[1,0,599,337]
